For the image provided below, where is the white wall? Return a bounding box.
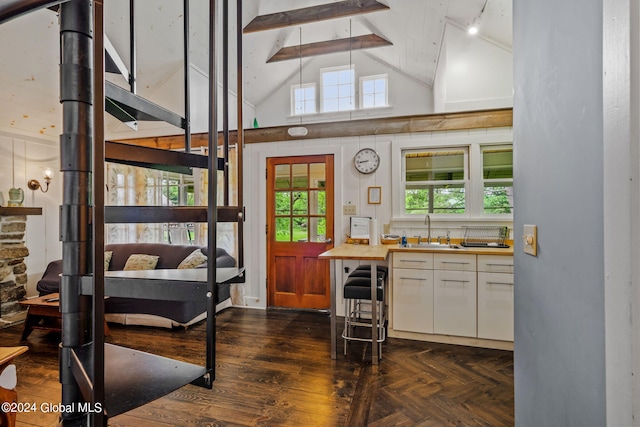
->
[434,23,513,112]
[241,126,513,310]
[0,132,62,297]
[105,64,256,140]
[254,51,433,128]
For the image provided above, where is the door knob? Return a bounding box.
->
[325,238,332,244]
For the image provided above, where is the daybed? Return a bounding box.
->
[36,243,236,328]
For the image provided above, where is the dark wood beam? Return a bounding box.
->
[104,206,241,224]
[267,34,392,63]
[243,0,389,34]
[113,108,513,149]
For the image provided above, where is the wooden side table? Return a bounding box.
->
[0,346,28,427]
[19,293,110,340]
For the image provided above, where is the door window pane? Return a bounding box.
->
[292,164,308,188]
[309,190,326,215]
[275,191,291,215]
[275,164,291,188]
[275,217,291,242]
[310,217,326,242]
[310,163,326,187]
[292,191,308,215]
[293,217,308,242]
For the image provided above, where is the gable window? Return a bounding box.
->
[482,145,513,214]
[403,148,468,215]
[291,83,316,115]
[361,74,388,108]
[321,65,355,112]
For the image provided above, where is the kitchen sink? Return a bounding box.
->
[403,243,464,250]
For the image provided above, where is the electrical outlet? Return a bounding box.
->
[343,204,357,215]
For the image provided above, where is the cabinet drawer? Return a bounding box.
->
[392,268,434,333]
[433,253,476,271]
[478,272,514,341]
[478,255,514,273]
[392,252,433,269]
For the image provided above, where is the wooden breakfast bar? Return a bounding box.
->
[319,243,390,365]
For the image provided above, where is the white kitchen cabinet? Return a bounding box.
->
[433,253,477,271]
[392,251,434,269]
[433,268,477,337]
[392,267,434,333]
[477,255,514,341]
[390,250,514,348]
[477,255,514,274]
[392,252,434,334]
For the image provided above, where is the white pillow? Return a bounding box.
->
[177,249,208,269]
[104,251,113,270]
[123,254,159,271]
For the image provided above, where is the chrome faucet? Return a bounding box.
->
[425,215,431,244]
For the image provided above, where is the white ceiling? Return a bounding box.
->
[0,0,512,141]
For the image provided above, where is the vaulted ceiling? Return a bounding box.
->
[0,0,512,140]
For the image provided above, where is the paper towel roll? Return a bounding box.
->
[369,219,380,245]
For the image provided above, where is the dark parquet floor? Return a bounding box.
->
[0,308,513,426]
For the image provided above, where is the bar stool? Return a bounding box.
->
[341,269,387,358]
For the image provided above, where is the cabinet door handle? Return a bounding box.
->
[401,260,427,263]
[399,277,427,281]
[442,279,469,283]
[486,263,514,267]
[440,261,470,265]
[486,281,514,286]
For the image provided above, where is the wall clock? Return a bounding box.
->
[354,148,380,174]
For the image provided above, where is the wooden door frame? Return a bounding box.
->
[254,147,343,310]
[266,154,335,308]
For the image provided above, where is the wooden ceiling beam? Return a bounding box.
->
[243,0,389,34]
[112,109,513,150]
[267,34,392,63]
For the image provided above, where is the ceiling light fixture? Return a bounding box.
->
[468,0,488,35]
[287,126,308,137]
[468,17,480,35]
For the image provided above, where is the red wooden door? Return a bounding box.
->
[266,155,334,309]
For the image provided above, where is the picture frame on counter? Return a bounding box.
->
[368,186,382,204]
[350,216,371,239]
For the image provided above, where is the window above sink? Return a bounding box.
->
[391,128,513,222]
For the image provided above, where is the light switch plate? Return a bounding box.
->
[523,224,537,256]
[343,204,357,215]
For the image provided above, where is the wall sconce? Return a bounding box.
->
[27,168,53,193]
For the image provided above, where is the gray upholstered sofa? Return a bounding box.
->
[36,243,236,328]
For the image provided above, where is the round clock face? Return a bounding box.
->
[354,148,380,174]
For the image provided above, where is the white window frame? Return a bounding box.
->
[401,146,469,217]
[360,74,388,109]
[290,83,316,116]
[478,144,514,216]
[391,129,514,223]
[320,65,355,113]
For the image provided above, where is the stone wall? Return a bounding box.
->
[0,215,28,316]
